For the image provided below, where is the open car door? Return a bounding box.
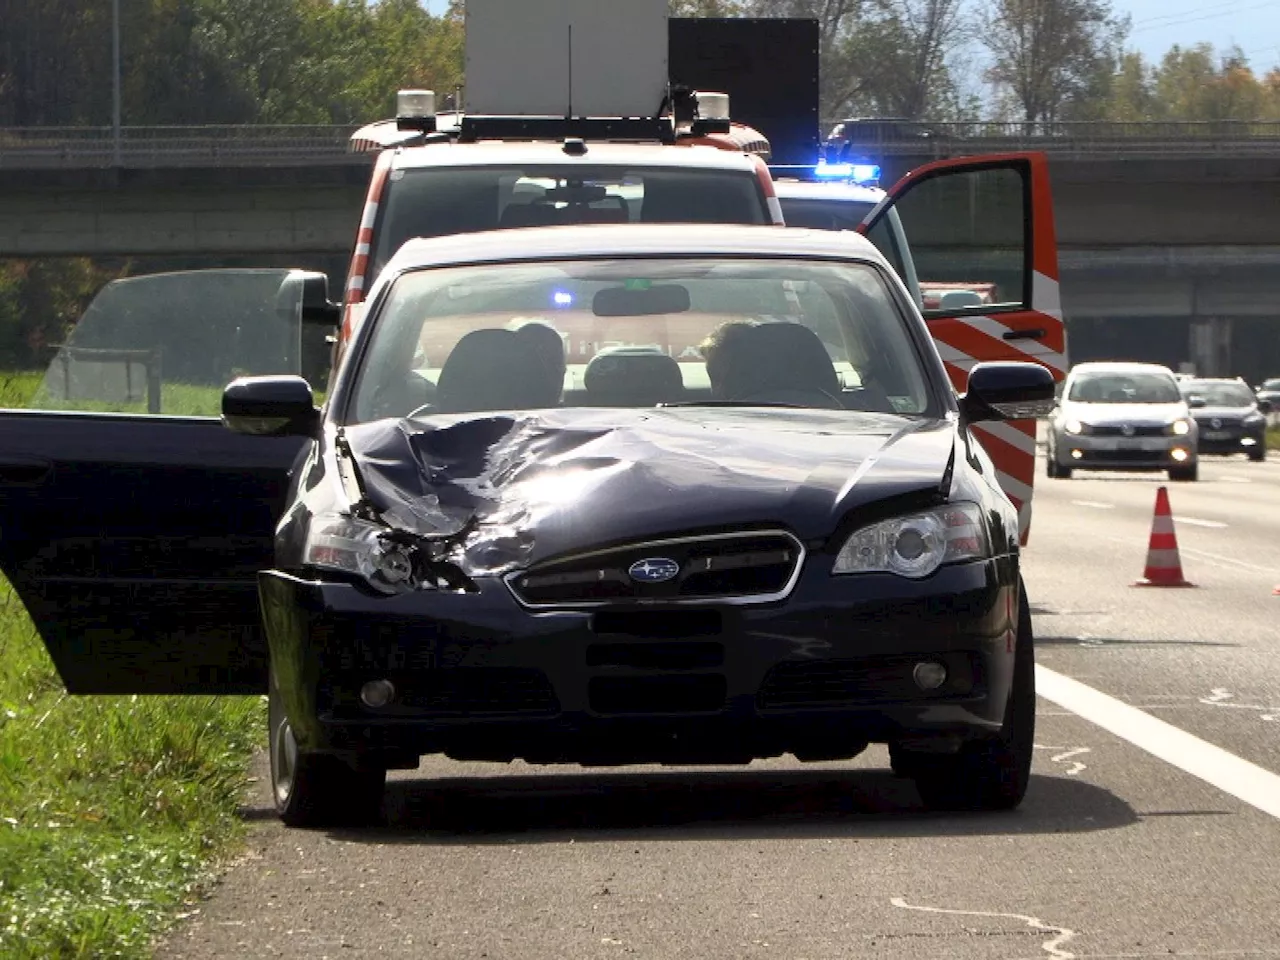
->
[0,268,334,694]
[857,152,1066,544]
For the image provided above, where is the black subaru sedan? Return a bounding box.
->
[205,223,1052,825]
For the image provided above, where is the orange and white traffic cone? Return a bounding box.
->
[1132,486,1195,588]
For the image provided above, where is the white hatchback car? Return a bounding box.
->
[1046,361,1199,481]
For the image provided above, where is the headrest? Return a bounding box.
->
[712,321,842,400]
[435,328,563,413]
[584,347,684,406]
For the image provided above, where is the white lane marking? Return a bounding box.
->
[1070,499,1114,509]
[1219,475,1252,484]
[1034,744,1091,775]
[1037,666,1280,820]
[1100,535,1278,578]
[889,897,1076,958]
[1175,516,1228,529]
[1200,688,1280,723]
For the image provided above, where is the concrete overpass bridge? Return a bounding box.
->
[3,122,1280,379]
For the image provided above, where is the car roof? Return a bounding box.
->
[1068,361,1176,377]
[374,224,886,292]
[389,141,762,172]
[772,180,885,203]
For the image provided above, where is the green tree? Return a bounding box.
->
[980,0,1129,123]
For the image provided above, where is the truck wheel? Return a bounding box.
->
[905,586,1035,812]
[1168,463,1199,482]
[269,665,385,829]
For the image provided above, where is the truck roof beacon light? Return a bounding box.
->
[814,160,881,184]
[396,89,438,132]
[691,91,732,135]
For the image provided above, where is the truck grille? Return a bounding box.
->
[506,530,804,608]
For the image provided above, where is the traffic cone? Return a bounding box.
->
[1132,486,1195,588]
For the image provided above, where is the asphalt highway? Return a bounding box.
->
[158,450,1280,960]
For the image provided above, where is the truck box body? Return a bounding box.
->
[464,0,669,118]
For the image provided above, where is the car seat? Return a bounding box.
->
[583,347,685,406]
[434,328,564,413]
[714,321,844,405]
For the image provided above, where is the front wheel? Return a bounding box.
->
[1045,438,1071,479]
[1248,446,1266,463]
[1169,463,1199,482]
[269,664,386,828]
[901,586,1036,812]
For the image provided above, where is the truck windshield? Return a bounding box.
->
[369,165,768,282]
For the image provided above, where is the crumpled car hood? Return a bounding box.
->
[341,406,957,574]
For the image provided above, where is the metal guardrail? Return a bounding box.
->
[0,125,367,169]
[6,121,1280,169]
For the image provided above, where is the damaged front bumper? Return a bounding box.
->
[259,556,1019,767]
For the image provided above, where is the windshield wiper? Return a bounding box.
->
[660,400,811,409]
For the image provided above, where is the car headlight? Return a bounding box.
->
[832,503,989,579]
[1169,419,1191,436]
[1064,419,1085,435]
[304,514,420,594]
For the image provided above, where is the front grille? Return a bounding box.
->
[1090,424,1167,437]
[757,654,979,710]
[1194,418,1243,430]
[1079,448,1170,463]
[507,530,803,607]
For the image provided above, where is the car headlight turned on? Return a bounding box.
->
[1169,419,1192,436]
[1064,419,1085,435]
[304,514,419,594]
[833,503,988,579]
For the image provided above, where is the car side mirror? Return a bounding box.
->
[1187,396,1207,409]
[1259,399,1272,414]
[960,361,1056,423]
[222,375,320,438]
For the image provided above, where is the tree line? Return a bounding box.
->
[3,0,1280,129]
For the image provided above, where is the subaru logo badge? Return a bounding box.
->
[628,558,680,584]
[1121,424,1135,437]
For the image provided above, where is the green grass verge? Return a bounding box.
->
[0,581,265,958]
[1268,425,1279,452]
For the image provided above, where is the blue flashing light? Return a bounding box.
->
[552,290,573,307]
[814,160,881,184]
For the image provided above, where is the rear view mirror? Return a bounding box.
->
[961,361,1056,423]
[1258,399,1272,414]
[279,270,341,326]
[222,375,319,437]
[593,284,691,317]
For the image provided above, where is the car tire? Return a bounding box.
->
[1248,446,1266,463]
[1168,463,1199,482]
[902,585,1035,813]
[1045,439,1070,479]
[268,664,385,829]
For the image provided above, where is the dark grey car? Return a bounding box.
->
[1179,378,1270,462]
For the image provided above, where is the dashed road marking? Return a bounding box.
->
[1218,475,1252,484]
[1035,744,1091,775]
[1174,516,1228,529]
[889,897,1077,958]
[1038,666,1280,820]
[1070,500,1114,509]
[1200,688,1280,723]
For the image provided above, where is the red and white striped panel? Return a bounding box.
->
[338,155,392,360]
[931,271,1067,545]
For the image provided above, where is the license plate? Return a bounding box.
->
[1202,430,1232,441]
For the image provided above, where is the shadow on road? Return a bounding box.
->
[309,766,1140,845]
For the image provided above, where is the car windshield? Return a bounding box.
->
[1068,371,1182,403]
[369,165,768,282]
[1181,382,1255,406]
[346,257,933,424]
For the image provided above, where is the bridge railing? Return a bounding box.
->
[7,120,1280,168]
